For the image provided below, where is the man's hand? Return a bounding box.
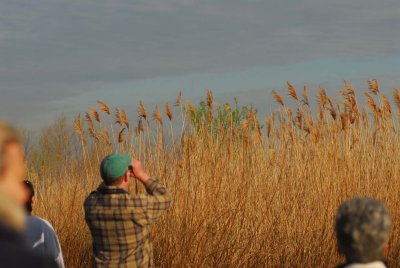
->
[130,160,150,183]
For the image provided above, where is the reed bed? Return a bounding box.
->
[26,80,400,267]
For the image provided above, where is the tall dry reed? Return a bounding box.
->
[27,80,400,267]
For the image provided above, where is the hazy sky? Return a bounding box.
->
[1,0,400,128]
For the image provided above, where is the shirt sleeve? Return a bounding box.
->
[43,220,65,268]
[131,178,173,226]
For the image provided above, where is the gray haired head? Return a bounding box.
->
[335,197,392,263]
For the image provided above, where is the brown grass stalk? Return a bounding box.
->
[30,80,400,268]
[272,90,285,106]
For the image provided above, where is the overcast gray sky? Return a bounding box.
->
[1,0,400,128]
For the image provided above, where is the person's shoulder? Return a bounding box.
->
[28,215,48,224]
[39,217,56,231]
[84,189,100,203]
[27,215,45,227]
[28,216,56,232]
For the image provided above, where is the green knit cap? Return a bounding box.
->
[100,154,131,182]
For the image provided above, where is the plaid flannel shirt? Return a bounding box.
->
[84,178,172,268]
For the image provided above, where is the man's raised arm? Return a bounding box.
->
[131,160,173,225]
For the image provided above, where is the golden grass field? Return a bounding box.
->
[26,80,400,267]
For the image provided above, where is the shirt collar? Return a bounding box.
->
[97,183,129,194]
[344,261,387,268]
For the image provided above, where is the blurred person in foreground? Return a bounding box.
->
[0,121,56,267]
[84,153,172,268]
[335,197,392,268]
[23,180,65,268]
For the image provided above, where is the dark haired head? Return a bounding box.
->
[23,180,34,214]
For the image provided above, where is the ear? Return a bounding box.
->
[383,243,389,259]
[124,172,130,183]
[32,196,36,207]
